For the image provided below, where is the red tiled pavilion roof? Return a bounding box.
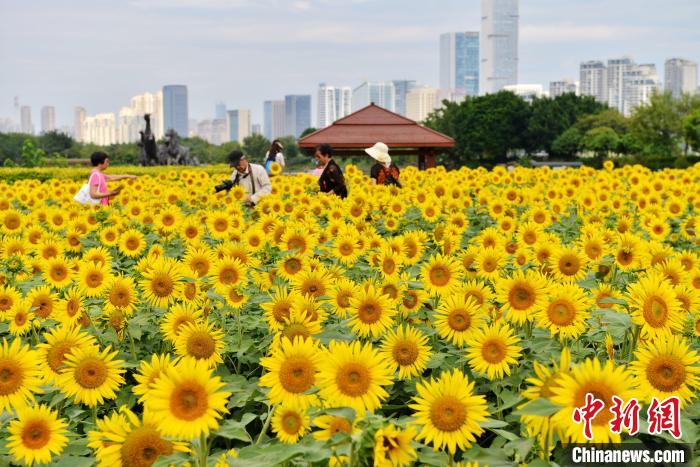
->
[298,103,455,149]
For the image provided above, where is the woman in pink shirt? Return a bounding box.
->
[89,151,137,205]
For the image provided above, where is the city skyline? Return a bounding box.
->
[1,0,699,128]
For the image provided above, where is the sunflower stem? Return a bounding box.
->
[255,404,274,445]
[128,328,138,362]
[198,432,208,467]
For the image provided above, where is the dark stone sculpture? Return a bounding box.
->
[138,114,199,166]
[138,114,158,166]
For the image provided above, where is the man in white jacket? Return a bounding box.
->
[228,150,272,206]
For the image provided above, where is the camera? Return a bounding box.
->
[214,179,234,193]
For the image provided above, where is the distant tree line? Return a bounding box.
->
[425,91,700,169]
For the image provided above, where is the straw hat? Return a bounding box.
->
[365,142,391,164]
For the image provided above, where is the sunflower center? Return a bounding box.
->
[186,331,216,359]
[392,340,419,366]
[646,355,686,392]
[585,243,601,259]
[21,420,50,449]
[336,291,352,309]
[429,395,466,432]
[339,243,353,255]
[14,311,27,326]
[151,274,174,297]
[509,283,535,310]
[381,284,399,299]
[576,386,614,425]
[33,296,53,319]
[214,219,228,232]
[382,259,396,275]
[86,271,103,288]
[66,299,80,316]
[0,295,12,311]
[282,411,302,434]
[547,300,576,326]
[191,259,209,276]
[328,417,351,434]
[282,323,310,341]
[523,231,536,244]
[301,280,324,297]
[482,259,497,272]
[120,426,174,467]
[284,259,302,274]
[170,382,209,421]
[219,266,239,284]
[185,283,198,301]
[481,338,507,364]
[51,265,67,281]
[126,238,140,250]
[0,359,23,395]
[46,342,74,373]
[74,357,108,389]
[617,250,633,266]
[447,309,471,331]
[642,296,668,328]
[336,363,370,397]
[429,265,451,287]
[279,356,315,393]
[357,301,381,324]
[558,254,580,276]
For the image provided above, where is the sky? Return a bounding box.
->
[1,0,699,128]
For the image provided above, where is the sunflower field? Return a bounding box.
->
[0,162,698,466]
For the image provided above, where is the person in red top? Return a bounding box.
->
[88,151,137,205]
[366,142,402,188]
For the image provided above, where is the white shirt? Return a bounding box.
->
[230,163,272,204]
[265,151,286,168]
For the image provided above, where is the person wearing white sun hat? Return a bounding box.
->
[366,142,402,187]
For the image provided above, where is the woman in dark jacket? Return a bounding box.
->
[315,144,348,198]
[366,142,401,187]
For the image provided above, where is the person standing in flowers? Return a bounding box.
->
[366,142,401,187]
[88,151,137,205]
[229,150,272,206]
[315,143,348,198]
[264,139,286,175]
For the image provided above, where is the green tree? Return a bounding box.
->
[20,139,45,167]
[580,126,620,162]
[630,92,684,157]
[299,127,317,138]
[242,134,271,162]
[550,127,582,158]
[682,110,700,154]
[38,130,74,155]
[278,135,299,159]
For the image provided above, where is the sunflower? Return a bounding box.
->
[272,403,310,444]
[312,412,359,441]
[433,294,487,347]
[291,267,331,299]
[262,287,297,332]
[317,340,393,414]
[138,257,184,309]
[459,279,495,311]
[373,424,417,467]
[327,278,359,318]
[579,232,608,263]
[494,270,550,325]
[160,303,204,343]
[400,287,428,317]
[118,228,147,257]
[276,254,308,281]
[7,299,37,337]
[276,307,324,343]
[133,353,178,402]
[0,338,43,412]
[420,253,463,296]
[104,275,138,315]
[613,233,645,271]
[83,246,113,268]
[376,247,404,279]
[174,321,225,368]
[260,336,323,408]
[7,404,69,466]
[88,407,188,467]
[143,358,231,440]
[551,358,636,443]
[627,271,684,341]
[99,226,120,246]
[473,248,506,281]
[465,322,522,380]
[56,345,126,407]
[409,369,488,454]
[42,256,74,289]
[549,246,589,283]
[211,256,247,295]
[56,286,84,326]
[348,284,396,338]
[0,284,22,319]
[631,335,700,407]
[332,233,362,266]
[280,226,317,254]
[77,260,111,298]
[535,283,593,341]
[401,231,427,265]
[379,325,431,380]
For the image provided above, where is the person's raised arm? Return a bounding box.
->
[104,174,137,181]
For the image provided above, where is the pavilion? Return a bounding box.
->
[297,104,454,169]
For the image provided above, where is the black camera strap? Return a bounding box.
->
[233,167,256,195]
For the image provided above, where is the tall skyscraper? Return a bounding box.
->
[580,61,608,104]
[131,91,164,139]
[40,106,56,133]
[665,58,698,98]
[623,64,660,116]
[162,85,189,136]
[227,109,252,143]
[503,84,545,102]
[549,80,579,97]
[480,0,519,95]
[252,124,262,135]
[352,82,396,112]
[263,100,286,140]
[20,106,33,134]
[83,113,116,145]
[215,101,227,119]
[74,107,86,141]
[318,84,352,127]
[440,32,479,97]
[285,95,311,139]
[405,86,440,122]
[392,80,418,116]
[117,107,140,143]
[607,57,634,113]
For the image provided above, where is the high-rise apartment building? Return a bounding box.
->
[503,84,545,102]
[440,32,479,97]
[549,80,579,97]
[82,113,116,146]
[607,57,634,113]
[392,80,418,116]
[20,106,33,134]
[227,109,252,143]
[405,86,440,122]
[74,107,86,141]
[117,107,140,143]
[263,100,286,140]
[318,84,352,128]
[352,82,396,112]
[623,64,660,116]
[163,85,189,136]
[480,0,519,95]
[40,106,56,133]
[665,58,698,98]
[252,124,262,135]
[131,91,164,139]
[285,95,311,139]
[580,61,608,103]
[215,101,227,120]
